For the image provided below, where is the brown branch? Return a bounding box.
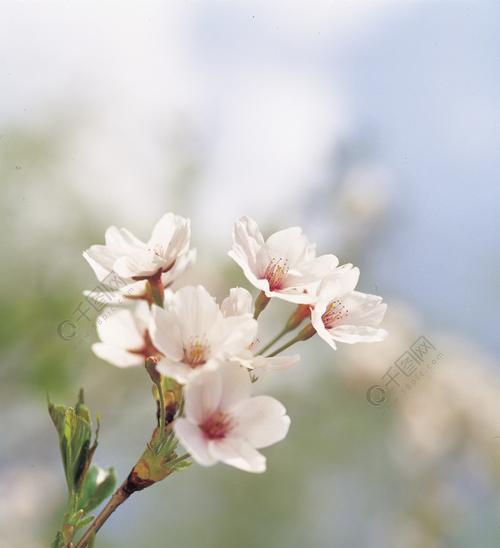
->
[74,480,132,548]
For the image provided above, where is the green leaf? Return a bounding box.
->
[80,465,117,514]
[48,390,94,492]
[51,531,65,548]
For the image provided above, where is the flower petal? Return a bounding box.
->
[174,419,217,466]
[217,363,252,411]
[105,226,144,248]
[340,291,387,326]
[113,249,162,278]
[92,343,144,368]
[156,359,194,384]
[183,364,223,423]
[250,354,300,372]
[174,286,221,342]
[84,246,117,279]
[328,324,388,344]
[263,226,310,268]
[96,308,143,349]
[221,287,253,317]
[213,315,257,358]
[149,305,184,361]
[208,437,266,473]
[149,213,190,259]
[231,395,291,448]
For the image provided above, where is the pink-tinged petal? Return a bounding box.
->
[174,419,217,466]
[340,291,387,326]
[311,300,338,350]
[265,287,316,304]
[250,354,300,372]
[162,248,196,286]
[96,308,143,349]
[149,305,183,361]
[149,213,178,245]
[284,254,339,290]
[217,364,252,411]
[156,359,194,384]
[105,226,145,248]
[214,315,257,358]
[83,280,148,305]
[229,216,265,275]
[231,396,291,448]
[208,437,266,473]
[149,213,190,258]
[264,226,310,267]
[183,365,223,423]
[134,301,152,332]
[92,343,144,368]
[84,246,118,278]
[228,249,267,290]
[113,250,162,278]
[221,287,253,317]
[328,325,388,344]
[174,286,221,341]
[317,264,360,299]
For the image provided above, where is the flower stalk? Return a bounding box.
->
[146,269,164,307]
[267,323,317,357]
[253,290,270,319]
[75,425,190,548]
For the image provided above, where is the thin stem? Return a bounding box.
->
[147,269,164,307]
[266,334,303,357]
[253,291,270,319]
[156,380,166,442]
[257,327,289,355]
[75,481,131,548]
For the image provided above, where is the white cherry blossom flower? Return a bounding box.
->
[84,213,193,281]
[228,216,338,304]
[221,287,300,376]
[174,363,290,473]
[82,252,195,307]
[92,301,156,367]
[150,286,257,384]
[310,264,387,350]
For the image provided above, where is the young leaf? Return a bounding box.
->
[80,465,117,513]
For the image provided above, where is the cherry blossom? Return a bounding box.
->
[149,286,257,383]
[84,213,193,282]
[174,364,290,473]
[310,264,387,350]
[228,216,338,304]
[92,301,157,367]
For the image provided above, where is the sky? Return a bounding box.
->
[1,1,498,355]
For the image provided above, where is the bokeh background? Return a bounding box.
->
[1,2,499,547]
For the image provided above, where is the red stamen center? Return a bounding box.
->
[201,411,233,440]
[321,300,349,329]
[262,257,289,290]
[182,337,209,368]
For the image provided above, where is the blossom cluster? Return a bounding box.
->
[84,214,387,473]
